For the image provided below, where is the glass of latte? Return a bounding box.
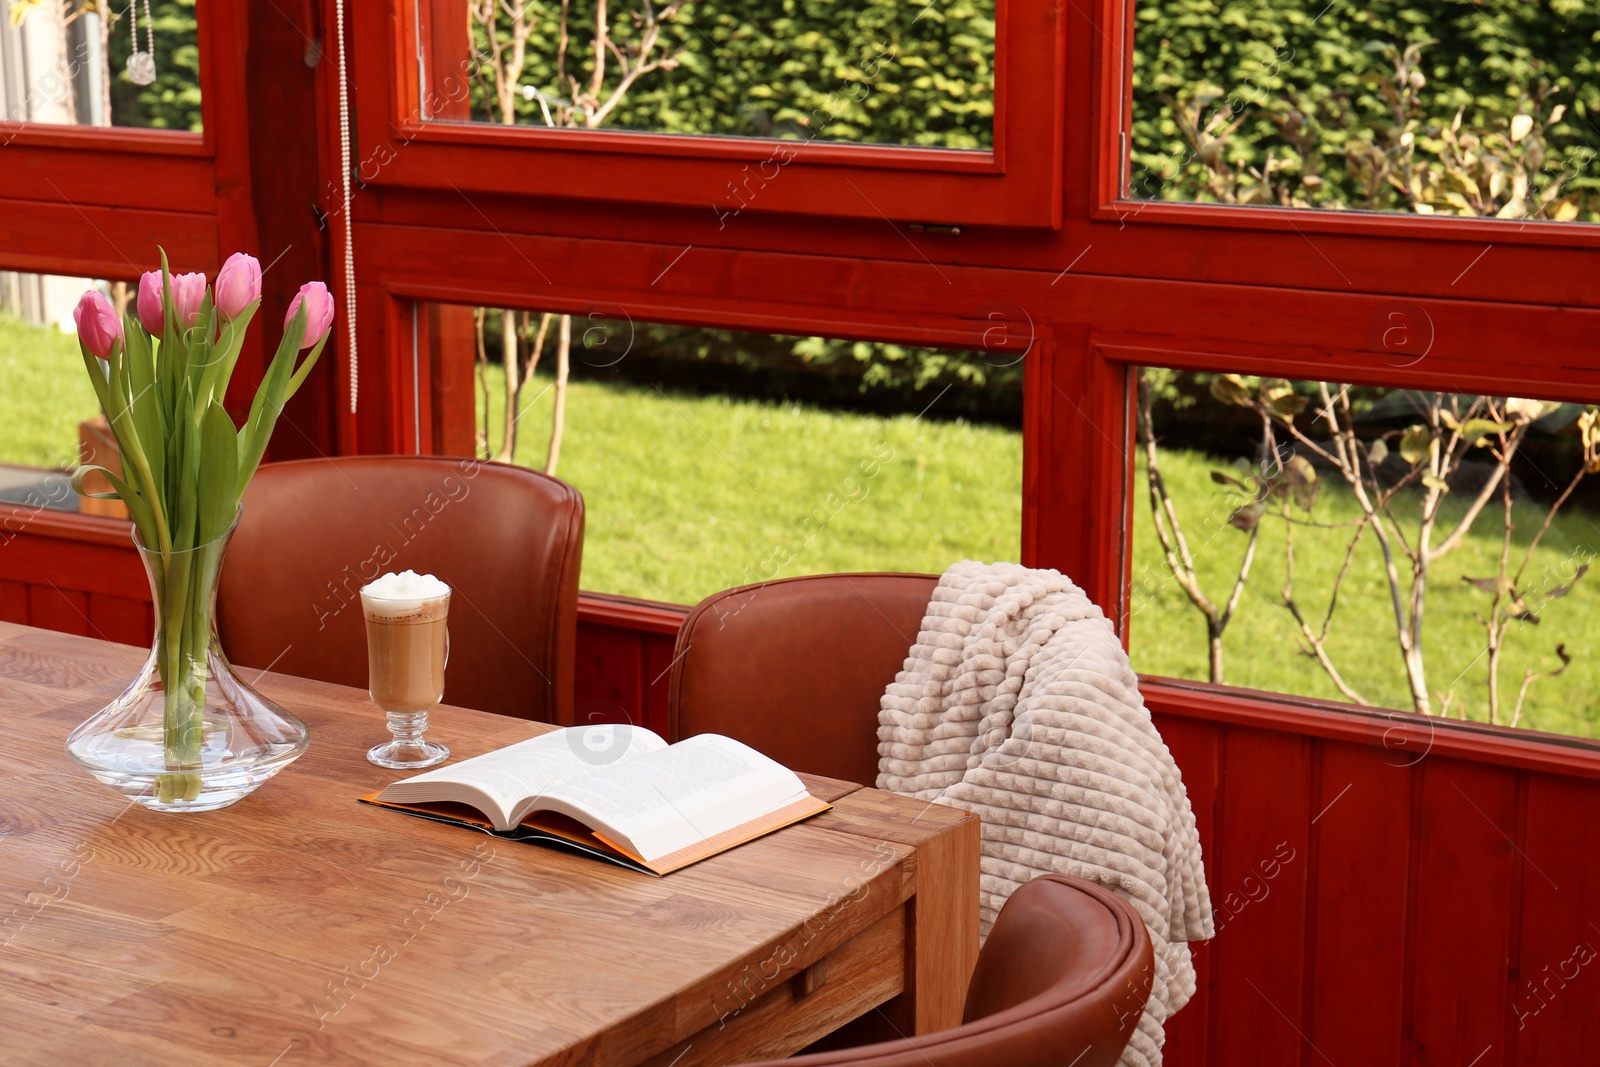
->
[361,570,451,769]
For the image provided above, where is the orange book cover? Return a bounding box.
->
[358,793,830,876]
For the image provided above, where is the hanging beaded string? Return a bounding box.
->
[125,0,157,86]
[334,0,358,414]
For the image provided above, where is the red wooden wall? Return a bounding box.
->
[0,514,154,649]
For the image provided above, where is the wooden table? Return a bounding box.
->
[0,623,979,1066]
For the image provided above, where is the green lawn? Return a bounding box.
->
[1128,446,1600,739]
[484,371,1024,607]
[0,314,100,469]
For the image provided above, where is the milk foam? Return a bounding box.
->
[360,570,451,618]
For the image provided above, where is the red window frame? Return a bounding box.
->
[1075,0,1600,312]
[346,0,1066,228]
[326,0,1600,761]
[0,3,255,281]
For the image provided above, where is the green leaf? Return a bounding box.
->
[169,376,202,551]
[1209,373,1251,407]
[1456,418,1513,444]
[1258,377,1294,402]
[1399,425,1429,465]
[1421,472,1450,492]
[76,337,112,420]
[122,310,166,495]
[198,300,259,408]
[197,400,239,544]
[71,464,159,547]
[236,303,309,496]
[1367,438,1389,465]
[285,331,330,400]
[1270,393,1309,418]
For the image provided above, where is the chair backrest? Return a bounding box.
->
[737,873,1153,1067]
[669,572,940,785]
[217,456,584,723]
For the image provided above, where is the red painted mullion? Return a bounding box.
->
[1099,199,1600,252]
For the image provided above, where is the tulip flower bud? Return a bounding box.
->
[136,271,165,336]
[73,290,124,359]
[168,272,208,328]
[285,282,335,349]
[213,252,262,320]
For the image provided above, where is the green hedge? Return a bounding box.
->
[1131,0,1600,216]
[469,0,995,149]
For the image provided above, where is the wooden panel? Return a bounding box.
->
[639,908,907,1066]
[641,631,678,738]
[0,526,147,601]
[1306,740,1413,1067]
[1511,775,1600,1064]
[810,788,982,1035]
[1207,728,1312,1067]
[1408,758,1521,1066]
[1145,682,1600,783]
[426,304,477,457]
[0,199,217,281]
[86,593,154,649]
[575,622,646,726]
[0,580,26,625]
[239,0,335,462]
[0,144,214,213]
[1150,712,1221,1066]
[579,592,690,636]
[26,583,89,636]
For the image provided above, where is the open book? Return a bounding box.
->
[359,727,829,875]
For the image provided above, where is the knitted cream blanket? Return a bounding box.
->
[877,560,1213,1067]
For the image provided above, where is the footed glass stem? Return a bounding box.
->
[367,710,449,769]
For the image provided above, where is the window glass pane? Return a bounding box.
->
[1131,1,1599,223]
[1129,368,1600,740]
[423,304,1021,605]
[0,272,107,514]
[1,0,201,132]
[422,0,994,149]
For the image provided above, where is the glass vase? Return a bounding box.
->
[66,517,309,812]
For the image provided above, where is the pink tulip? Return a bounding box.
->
[285,282,335,349]
[213,252,261,320]
[168,272,208,328]
[73,290,123,358]
[136,271,165,335]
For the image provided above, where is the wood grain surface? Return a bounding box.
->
[0,623,978,1067]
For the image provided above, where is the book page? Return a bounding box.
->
[522,734,810,861]
[377,726,666,828]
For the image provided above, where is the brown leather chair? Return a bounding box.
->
[217,456,583,723]
[738,873,1153,1067]
[669,572,940,785]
